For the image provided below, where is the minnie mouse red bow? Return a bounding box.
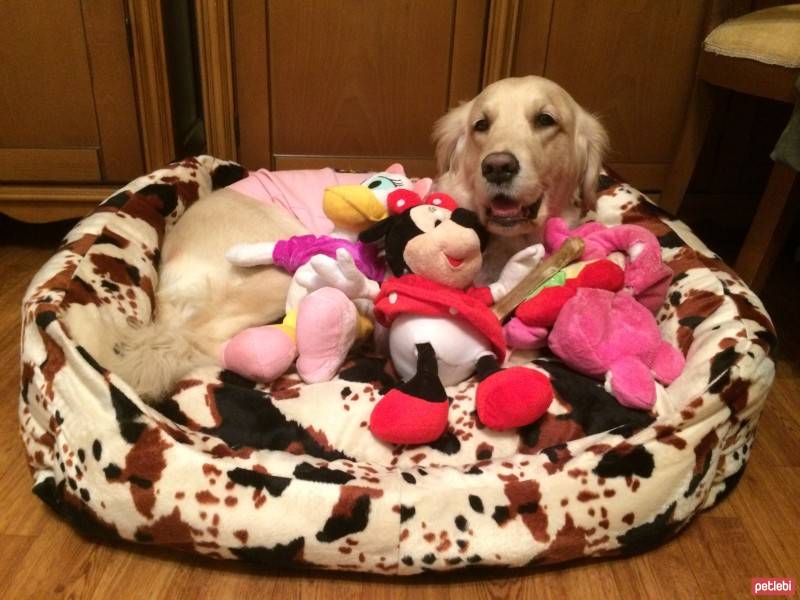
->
[387,189,458,215]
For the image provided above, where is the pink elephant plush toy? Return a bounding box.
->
[548,287,685,410]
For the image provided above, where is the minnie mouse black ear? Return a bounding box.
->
[358,217,395,244]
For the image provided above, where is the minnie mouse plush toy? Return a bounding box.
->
[309,189,553,445]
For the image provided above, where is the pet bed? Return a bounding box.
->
[19,156,776,574]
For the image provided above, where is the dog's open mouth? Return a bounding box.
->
[487,194,542,226]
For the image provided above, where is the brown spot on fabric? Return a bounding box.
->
[539,514,590,564]
[622,513,635,525]
[655,425,688,450]
[195,491,220,504]
[721,378,750,413]
[224,496,237,506]
[135,506,195,552]
[234,529,248,544]
[203,464,222,477]
[120,427,172,518]
[577,491,599,502]
[504,480,549,543]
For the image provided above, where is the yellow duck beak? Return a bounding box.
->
[323,185,389,232]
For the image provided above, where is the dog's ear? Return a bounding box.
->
[432,100,473,176]
[574,109,609,212]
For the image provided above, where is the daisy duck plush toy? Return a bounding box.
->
[223,164,431,384]
[313,188,554,445]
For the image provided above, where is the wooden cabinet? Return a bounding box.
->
[1,0,715,222]
[230,0,711,189]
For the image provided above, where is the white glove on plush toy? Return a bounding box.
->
[296,248,381,300]
[488,243,545,300]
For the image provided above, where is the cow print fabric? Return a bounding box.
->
[19,156,776,574]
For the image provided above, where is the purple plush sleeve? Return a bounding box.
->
[272,235,385,281]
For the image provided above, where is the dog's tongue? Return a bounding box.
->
[490,196,521,217]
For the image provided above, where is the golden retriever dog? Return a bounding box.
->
[432,75,608,281]
[86,75,607,402]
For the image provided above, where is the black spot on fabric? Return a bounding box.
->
[617,502,679,554]
[211,163,247,189]
[230,537,305,568]
[593,445,655,478]
[227,468,291,497]
[35,311,57,329]
[125,264,141,286]
[422,553,436,565]
[339,356,398,393]
[713,465,747,504]
[101,280,120,293]
[684,449,715,498]
[476,447,493,460]
[137,183,178,217]
[76,346,105,374]
[100,190,130,209]
[469,495,484,513]
[292,462,355,485]
[340,386,352,398]
[316,495,371,542]
[672,271,689,284]
[400,505,415,523]
[492,506,510,525]
[542,444,566,464]
[634,195,675,220]
[465,465,483,475]
[104,463,122,480]
[467,554,482,564]
[92,439,102,461]
[708,346,739,393]
[678,315,705,329]
[79,489,91,502]
[33,479,120,542]
[54,411,64,425]
[417,468,428,476]
[526,360,654,444]
[669,291,682,306]
[455,515,468,531]
[200,383,350,462]
[129,475,152,489]
[446,557,463,566]
[401,472,416,484]
[658,230,684,248]
[518,501,538,514]
[456,539,468,550]
[428,429,461,454]
[596,174,617,193]
[77,449,85,463]
[402,556,414,566]
[110,384,146,444]
[755,329,777,356]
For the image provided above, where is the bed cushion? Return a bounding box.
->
[19,156,776,574]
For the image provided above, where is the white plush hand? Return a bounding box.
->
[295,248,380,299]
[225,242,277,267]
[489,243,546,300]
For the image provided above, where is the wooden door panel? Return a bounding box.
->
[0,0,98,148]
[232,0,487,171]
[513,0,707,189]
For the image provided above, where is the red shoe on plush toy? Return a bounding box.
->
[305,189,553,444]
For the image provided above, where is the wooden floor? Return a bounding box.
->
[0,217,797,600]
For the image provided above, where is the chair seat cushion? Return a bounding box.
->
[704,4,800,68]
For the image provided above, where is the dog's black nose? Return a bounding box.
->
[481,152,520,184]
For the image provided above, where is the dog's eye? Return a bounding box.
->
[534,113,556,128]
[473,118,490,132]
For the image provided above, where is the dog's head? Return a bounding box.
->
[433,76,608,238]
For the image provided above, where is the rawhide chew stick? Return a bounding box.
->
[492,237,585,322]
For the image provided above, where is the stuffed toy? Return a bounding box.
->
[504,217,684,410]
[314,188,553,445]
[221,164,432,384]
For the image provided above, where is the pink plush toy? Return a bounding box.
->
[548,288,685,410]
[505,217,685,410]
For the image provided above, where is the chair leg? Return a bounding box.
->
[660,80,715,216]
[735,162,800,292]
